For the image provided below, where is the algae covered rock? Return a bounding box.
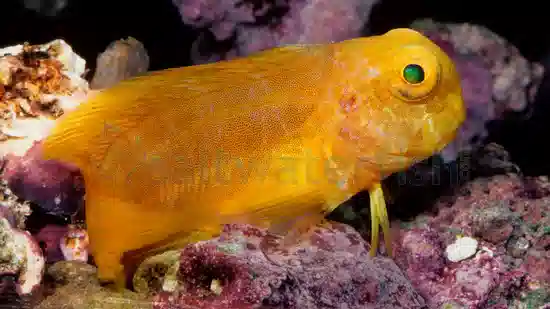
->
[37,261,152,309]
[153,222,425,309]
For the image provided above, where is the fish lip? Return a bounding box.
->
[356,129,461,169]
[357,152,428,169]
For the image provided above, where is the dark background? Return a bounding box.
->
[2,0,549,176]
[1,0,197,72]
[3,1,546,72]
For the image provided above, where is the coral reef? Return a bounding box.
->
[153,223,425,309]
[2,141,85,219]
[392,172,550,308]
[134,164,550,309]
[0,177,31,229]
[0,36,151,220]
[172,0,379,64]
[334,143,550,308]
[0,211,44,296]
[0,177,44,297]
[0,39,89,157]
[0,37,150,307]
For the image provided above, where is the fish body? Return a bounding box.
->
[41,28,465,289]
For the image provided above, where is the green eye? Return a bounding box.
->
[402,64,425,84]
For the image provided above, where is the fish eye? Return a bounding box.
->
[385,45,441,103]
[402,64,425,84]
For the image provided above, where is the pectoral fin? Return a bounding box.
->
[368,182,392,256]
[222,189,329,246]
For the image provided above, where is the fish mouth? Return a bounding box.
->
[355,128,461,173]
[400,127,461,159]
[357,152,426,172]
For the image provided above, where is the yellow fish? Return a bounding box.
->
[40,28,465,290]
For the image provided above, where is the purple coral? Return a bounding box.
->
[154,223,426,309]
[172,0,379,63]
[34,224,68,263]
[1,141,85,218]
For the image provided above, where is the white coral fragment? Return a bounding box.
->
[445,236,479,262]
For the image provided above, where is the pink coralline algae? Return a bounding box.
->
[154,222,426,309]
[396,228,512,309]
[392,172,550,308]
[1,141,85,218]
[172,0,379,64]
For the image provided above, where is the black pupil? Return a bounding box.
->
[403,64,425,84]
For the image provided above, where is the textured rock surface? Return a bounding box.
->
[392,173,550,308]
[36,261,152,309]
[0,216,45,296]
[90,37,150,90]
[0,39,88,157]
[2,142,84,219]
[153,223,426,309]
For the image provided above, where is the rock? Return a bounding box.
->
[36,261,152,309]
[392,173,550,308]
[0,39,89,157]
[34,224,68,263]
[445,236,479,262]
[90,37,150,90]
[0,217,45,295]
[0,177,31,229]
[133,250,181,295]
[47,260,98,286]
[0,39,89,218]
[153,222,426,309]
[1,141,85,219]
